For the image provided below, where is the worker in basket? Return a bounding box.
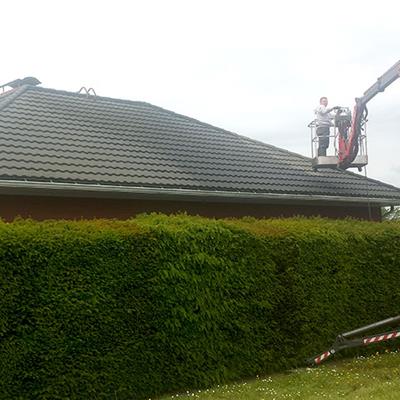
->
[314,97,340,156]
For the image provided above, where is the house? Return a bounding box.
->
[0,78,399,222]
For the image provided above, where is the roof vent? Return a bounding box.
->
[1,76,41,93]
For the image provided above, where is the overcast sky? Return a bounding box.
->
[2,0,400,186]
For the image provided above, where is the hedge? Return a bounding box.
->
[0,214,400,399]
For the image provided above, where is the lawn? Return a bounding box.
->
[159,351,400,399]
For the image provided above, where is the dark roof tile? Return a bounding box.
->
[0,84,399,202]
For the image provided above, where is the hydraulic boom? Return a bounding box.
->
[308,315,400,365]
[338,60,400,169]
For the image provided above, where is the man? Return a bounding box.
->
[314,97,339,156]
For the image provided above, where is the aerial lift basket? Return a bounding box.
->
[309,107,368,171]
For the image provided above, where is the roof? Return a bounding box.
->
[0,83,399,206]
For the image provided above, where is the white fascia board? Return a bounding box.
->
[0,179,397,206]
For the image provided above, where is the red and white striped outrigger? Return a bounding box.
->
[307,315,400,365]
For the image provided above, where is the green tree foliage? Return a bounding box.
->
[0,215,399,399]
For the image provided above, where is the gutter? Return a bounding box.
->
[0,179,398,207]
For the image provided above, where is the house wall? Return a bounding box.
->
[0,194,382,221]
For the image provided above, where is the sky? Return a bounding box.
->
[1,0,400,186]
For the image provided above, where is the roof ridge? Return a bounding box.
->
[135,101,303,153]
[27,85,150,107]
[0,85,31,112]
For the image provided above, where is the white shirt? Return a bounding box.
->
[314,105,334,127]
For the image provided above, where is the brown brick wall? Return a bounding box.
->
[0,194,382,221]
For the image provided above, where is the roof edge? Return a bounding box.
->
[0,179,397,206]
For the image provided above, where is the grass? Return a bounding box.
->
[159,351,400,399]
